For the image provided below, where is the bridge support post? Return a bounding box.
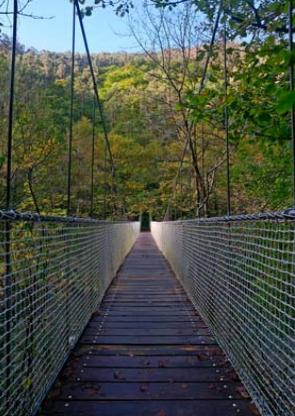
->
[5,0,18,411]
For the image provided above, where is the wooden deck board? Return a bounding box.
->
[39,233,259,416]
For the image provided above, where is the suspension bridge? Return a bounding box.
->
[0,1,294,416]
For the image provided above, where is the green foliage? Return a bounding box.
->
[78,0,134,17]
[277,91,295,114]
[0,0,293,218]
[87,0,289,38]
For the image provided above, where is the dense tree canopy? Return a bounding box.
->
[0,0,293,219]
[85,0,289,36]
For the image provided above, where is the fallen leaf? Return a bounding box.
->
[249,403,261,416]
[140,383,149,392]
[47,388,62,400]
[158,360,167,368]
[229,371,240,382]
[113,371,125,380]
[85,385,102,397]
[155,410,167,416]
[236,386,250,399]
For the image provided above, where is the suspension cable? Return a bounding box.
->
[223,17,231,216]
[90,96,96,216]
[164,0,223,220]
[104,139,107,219]
[164,139,190,220]
[198,1,223,95]
[67,0,76,216]
[74,0,116,190]
[5,0,18,402]
[6,0,18,210]
[289,0,295,205]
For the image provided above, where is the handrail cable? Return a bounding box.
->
[164,0,223,220]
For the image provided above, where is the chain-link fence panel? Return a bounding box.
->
[152,211,294,416]
[0,211,139,416]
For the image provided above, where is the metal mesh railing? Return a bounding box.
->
[151,210,295,416]
[0,211,139,416]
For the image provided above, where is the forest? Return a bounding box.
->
[0,5,294,415]
[0,0,293,220]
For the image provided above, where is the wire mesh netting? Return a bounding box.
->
[151,213,294,416]
[0,212,139,416]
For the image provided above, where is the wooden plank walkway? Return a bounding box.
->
[40,233,259,416]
